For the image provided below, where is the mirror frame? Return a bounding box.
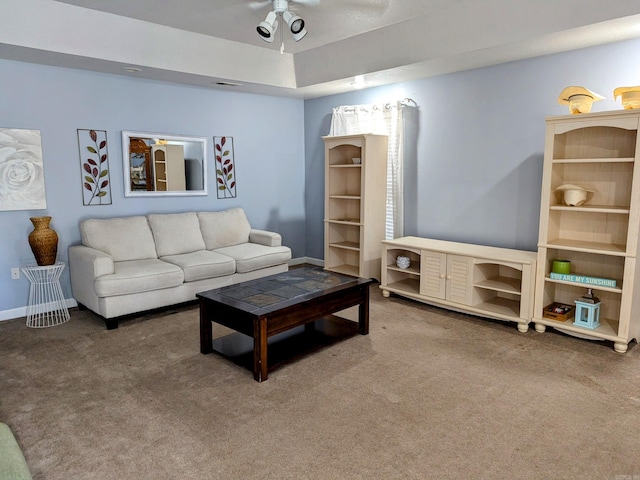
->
[122,130,208,197]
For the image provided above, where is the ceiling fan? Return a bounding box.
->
[250,0,319,44]
[249,0,320,9]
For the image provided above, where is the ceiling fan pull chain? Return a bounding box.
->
[280,14,285,54]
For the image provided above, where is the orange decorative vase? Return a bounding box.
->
[28,216,58,266]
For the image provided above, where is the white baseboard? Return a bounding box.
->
[0,298,78,322]
[1,259,324,322]
[289,257,323,267]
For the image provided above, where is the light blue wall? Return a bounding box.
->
[3,36,640,320]
[0,60,306,318]
[304,37,640,260]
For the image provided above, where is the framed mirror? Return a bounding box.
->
[122,131,208,197]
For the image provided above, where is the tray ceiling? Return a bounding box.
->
[1,0,640,98]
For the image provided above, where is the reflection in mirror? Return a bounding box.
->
[122,131,207,197]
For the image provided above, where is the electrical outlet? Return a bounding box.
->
[11,267,20,280]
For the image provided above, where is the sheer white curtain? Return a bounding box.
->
[329,100,411,239]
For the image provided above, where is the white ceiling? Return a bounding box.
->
[2,0,640,98]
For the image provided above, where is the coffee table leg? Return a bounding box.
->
[253,317,268,382]
[358,285,370,335]
[200,300,213,354]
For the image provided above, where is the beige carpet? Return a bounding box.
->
[1,287,640,480]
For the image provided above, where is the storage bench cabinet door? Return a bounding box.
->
[446,255,474,306]
[420,250,446,299]
[420,251,474,306]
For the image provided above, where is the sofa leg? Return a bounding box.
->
[105,318,119,330]
[77,302,88,311]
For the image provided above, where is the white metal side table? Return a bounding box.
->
[21,262,70,328]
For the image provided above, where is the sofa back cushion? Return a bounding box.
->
[148,212,206,257]
[80,216,157,262]
[198,208,251,250]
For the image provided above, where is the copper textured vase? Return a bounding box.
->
[28,216,58,266]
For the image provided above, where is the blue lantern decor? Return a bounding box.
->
[574,288,601,329]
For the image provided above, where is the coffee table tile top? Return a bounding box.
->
[200,267,358,311]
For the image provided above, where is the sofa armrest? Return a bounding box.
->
[249,229,282,247]
[69,245,114,278]
[69,245,114,312]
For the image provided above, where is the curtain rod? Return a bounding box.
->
[336,98,417,112]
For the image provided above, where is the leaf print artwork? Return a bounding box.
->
[214,136,237,199]
[77,129,111,205]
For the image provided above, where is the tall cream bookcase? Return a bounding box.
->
[151,144,186,191]
[533,109,640,352]
[323,134,388,280]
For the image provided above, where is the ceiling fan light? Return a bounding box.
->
[283,10,305,35]
[256,23,274,41]
[290,18,304,34]
[257,11,278,42]
[291,27,307,42]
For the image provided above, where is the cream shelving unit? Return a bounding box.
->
[323,134,388,280]
[151,144,186,192]
[380,237,537,332]
[533,110,640,352]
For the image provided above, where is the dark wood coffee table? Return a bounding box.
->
[198,266,375,382]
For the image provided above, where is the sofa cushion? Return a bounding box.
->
[161,250,236,282]
[198,208,251,250]
[80,216,157,262]
[94,259,184,297]
[214,243,291,273]
[148,212,206,257]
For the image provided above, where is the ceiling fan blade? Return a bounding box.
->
[338,0,389,11]
[248,0,272,9]
[290,0,321,5]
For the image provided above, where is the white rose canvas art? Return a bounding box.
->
[0,128,47,211]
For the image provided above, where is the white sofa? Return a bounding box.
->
[69,208,291,329]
